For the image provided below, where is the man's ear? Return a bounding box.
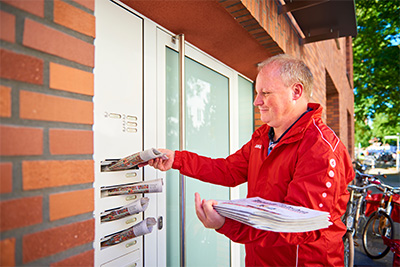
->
[292,83,304,100]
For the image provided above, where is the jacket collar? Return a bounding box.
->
[259,103,322,145]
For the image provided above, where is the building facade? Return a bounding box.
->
[0,0,354,266]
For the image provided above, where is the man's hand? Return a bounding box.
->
[194,192,225,230]
[147,149,175,171]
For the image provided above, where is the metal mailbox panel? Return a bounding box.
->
[98,193,142,212]
[101,247,141,267]
[94,0,144,266]
[98,213,142,238]
[97,170,142,190]
[99,239,142,266]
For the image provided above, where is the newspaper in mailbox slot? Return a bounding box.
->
[101,148,168,172]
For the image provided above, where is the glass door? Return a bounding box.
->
[157,29,233,267]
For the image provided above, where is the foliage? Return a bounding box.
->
[354,113,400,147]
[354,119,372,147]
[355,113,400,147]
[371,113,400,145]
[353,0,400,135]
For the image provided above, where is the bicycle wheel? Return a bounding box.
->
[362,211,395,259]
[343,231,354,267]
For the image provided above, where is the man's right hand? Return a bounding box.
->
[148,148,175,171]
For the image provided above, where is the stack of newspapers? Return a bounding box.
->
[214,197,332,233]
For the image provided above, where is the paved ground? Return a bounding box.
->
[354,169,399,267]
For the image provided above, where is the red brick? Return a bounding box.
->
[49,188,94,221]
[0,196,42,232]
[0,10,15,43]
[0,238,15,266]
[0,162,12,194]
[54,0,95,38]
[19,90,93,124]
[1,0,44,17]
[23,219,94,264]
[49,62,94,96]
[49,129,93,155]
[72,0,94,11]
[0,125,43,156]
[0,85,12,118]
[0,49,43,85]
[51,250,94,267]
[23,19,94,67]
[22,160,94,190]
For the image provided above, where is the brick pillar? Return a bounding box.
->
[0,0,95,265]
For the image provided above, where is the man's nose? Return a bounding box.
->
[253,94,262,106]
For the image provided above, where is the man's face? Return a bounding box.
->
[253,65,294,128]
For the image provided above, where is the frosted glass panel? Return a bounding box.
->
[185,57,230,267]
[237,75,253,200]
[165,48,230,267]
[238,76,254,148]
[165,48,180,267]
[237,75,254,266]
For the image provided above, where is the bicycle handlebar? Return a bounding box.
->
[378,183,400,194]
[349,181,400,195]
[348,183,380,191]
[352,170,399,194]
[355,169,387,180]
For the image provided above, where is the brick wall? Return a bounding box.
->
[0,0,95,266]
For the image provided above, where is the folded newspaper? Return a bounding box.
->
[101,197,150,223]
[101,217,156,248]
[101,148,168,172]
[101,179,163,197]
[214,197,332,233]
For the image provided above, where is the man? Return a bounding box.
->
[149,54,354,266]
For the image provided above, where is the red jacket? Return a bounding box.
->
[172,103,355,266]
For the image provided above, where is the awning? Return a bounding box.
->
[278,0,358,44]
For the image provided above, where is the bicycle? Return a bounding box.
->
[353,160,369,174]
[342,169,386,267]
[343,182,380,267]
[362,181,400,259]
[353,167,386,187]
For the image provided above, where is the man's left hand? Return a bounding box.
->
[194,192,225,230]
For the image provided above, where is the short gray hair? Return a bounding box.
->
[258,54,313,99]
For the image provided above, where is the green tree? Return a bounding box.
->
[355,113,400,154]
[371,113,400,142]
[353,0,400,132]
[354,119,372,147]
